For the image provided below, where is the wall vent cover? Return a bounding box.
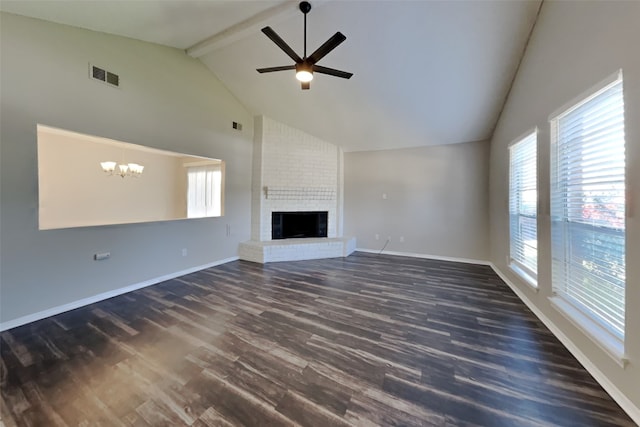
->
[106,72,119,86]
[90,64,119,87]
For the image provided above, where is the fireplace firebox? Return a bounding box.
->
[272,211,328,240]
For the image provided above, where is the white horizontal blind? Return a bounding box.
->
[550,76,626,338]
[187,165,222,218]
[509,131,538,281]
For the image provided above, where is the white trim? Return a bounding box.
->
[4,251,637,424]
[507,127,538,149]
[183,159,223,167]
[508,262,538,291]
[353,247,639,424]
[508,130,538,284]
[0,257,239,332]
[490,263,640,426]
[548,69,622,121]
[355,248,491,266]
[549,296,627,367]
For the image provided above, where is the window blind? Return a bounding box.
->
[509,132,538,281]
[550,76,626,338]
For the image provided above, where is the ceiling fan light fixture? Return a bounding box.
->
[296,70,313,82]
[257,1,351,89]
[295,63,313,82]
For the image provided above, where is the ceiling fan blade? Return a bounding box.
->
[313,65,353,79]
[257,65,296,73]
[307,32,346,64]
[301,81,310,90]
[261,26,302,63]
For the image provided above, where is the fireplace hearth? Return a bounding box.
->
[272,211,328,240]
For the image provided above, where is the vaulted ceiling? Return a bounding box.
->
[0,0,541,151]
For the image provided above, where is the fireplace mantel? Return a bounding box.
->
[265,186,336,201]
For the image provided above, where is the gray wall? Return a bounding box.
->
[0,13,253,326]
[344,141,490,261]
[489,1,640,416]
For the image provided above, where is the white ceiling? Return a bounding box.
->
[0,0,541,151]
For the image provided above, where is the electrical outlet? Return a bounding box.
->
[400,236,405,243]
[375,234,379,240]
[181,248,188,257]
[387,236,391,242]
[382,193,387,199]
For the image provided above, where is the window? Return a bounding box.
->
[550,73,626,342]
[509,131,538,285]
[187,163,223,218]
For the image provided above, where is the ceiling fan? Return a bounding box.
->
[257,1,353,90]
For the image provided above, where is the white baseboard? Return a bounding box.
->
[3,252,637,425]
[0,257,239,332]
[355,248,491,266]
[490,263,640,426]
[356,249,639,424]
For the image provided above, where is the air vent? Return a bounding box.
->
[89,64,120,87]
[232,121,243,131]
[106,72,119,86]
[92,66,106,81]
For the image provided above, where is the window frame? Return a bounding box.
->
[186,161,224,218]
[548,70,627,364]
[508,129,539,288]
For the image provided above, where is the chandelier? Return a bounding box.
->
[100,161,144,178]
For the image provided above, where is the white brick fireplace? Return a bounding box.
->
[239,116,355,263]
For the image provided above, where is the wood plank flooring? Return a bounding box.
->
[0,252,635,426]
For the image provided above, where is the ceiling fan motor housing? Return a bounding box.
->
[296,62,313,74]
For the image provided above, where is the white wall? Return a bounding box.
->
[344,141,490,261]
[0,13,253,326]
[489,1,640,419]
[252,116,343,241]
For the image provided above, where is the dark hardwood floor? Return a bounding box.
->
[0,252,635,426]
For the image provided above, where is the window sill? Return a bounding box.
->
[508,263,538,291]
[549,296,627,368]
